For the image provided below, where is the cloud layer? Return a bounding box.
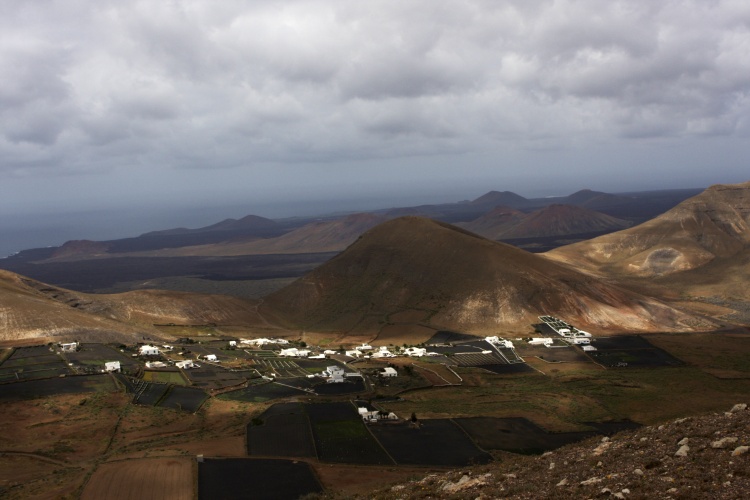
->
[1,0,749,208]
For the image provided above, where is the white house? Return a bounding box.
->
[358,407,399,422]
[345,350,362,358]
[279,348,310,357]
[139,345,159,356]
[403,347,427,357]
[355,343,373,351]
[241,338,270,346]
[60,342,78,352]
[528,338,554,346]
[176,360,194,369]
[372,347,395,358]
[228,341,237,347]
[569,338,591,345]
[582,345,597,351]
[104,361,121,373]
[323,350,337,355]
[145,361,167,368]
[309,354,325,359]
[380,367,398,377]
[204,354,218,361]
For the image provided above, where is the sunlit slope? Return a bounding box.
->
[0,270,263,342]
[546,181,750,277]
[264,217,703,334]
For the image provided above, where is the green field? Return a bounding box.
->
[142,370,188,385]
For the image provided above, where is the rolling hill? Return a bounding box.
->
[263,217,705,335]
[546,181,750,278]
[0,270,265,343]
[461,204,631,240]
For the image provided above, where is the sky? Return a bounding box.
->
[1,0,750,254]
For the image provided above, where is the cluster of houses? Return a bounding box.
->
[534,316,597,351]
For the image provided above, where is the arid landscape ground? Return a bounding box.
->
[1,183,749,499]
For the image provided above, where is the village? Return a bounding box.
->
[0,316,611,418]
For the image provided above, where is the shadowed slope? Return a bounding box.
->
[461,205,630,240]
[264,217,703,335]
[547,181,750,277]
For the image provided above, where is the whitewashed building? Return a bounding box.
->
[104,361,121,373]
[380,367,398,377]
[139,345,159,356]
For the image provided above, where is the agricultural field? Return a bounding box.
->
[142,369,188,385]
[219,381,309,402]
[369,419,491,466]
[0,346,71,382]
[247,402,317,458]
[198,458,323,500]
[306,402,393,465]
[182,365,247,390]
[585,335,684,368]
[0,374,116,401]
[82,458,193,500]
[63,343,139,372]
[158,386,209,412]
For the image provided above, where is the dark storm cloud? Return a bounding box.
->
[0,0,748,215]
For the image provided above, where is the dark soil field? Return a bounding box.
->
[0,374,115,400]
[369,419,492,466]
[586,335,684,368]
[426,330,481,344]
[451,416,640,454]
[219,382,309,402]
[313,378,365,395]
[247,402,317,458]
[158,386,209,412]
[0,346,71,381]
[133,382,170,406]
[183,366,247,390]
[516,343,592,363]
[306,402,393,465]
[198,458,323,500]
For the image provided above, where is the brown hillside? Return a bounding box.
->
[263,217,704,335]
[462,204,631,240]
[0,270,265,343]
[547,181,750,277]
[101,213,387,257]
[458,206,526,239]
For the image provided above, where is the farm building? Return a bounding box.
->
[60,342,78,352]
[139,345,160,356]
[372,347,395,358]
[403,347,427,357]
[104,361,121,373]
[485,336,515,348]
[528,338,554,346]
[582,345,597,351]
[176,360,194,369]
[203,354,218,361]
[145,361,167,368]
[358,407,398,423]
[380,367,398,377]
[569,338,591,345]
[279,348,310,357]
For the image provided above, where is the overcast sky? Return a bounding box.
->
[1,0,749,252]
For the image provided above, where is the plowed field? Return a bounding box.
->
[82,458,192,500]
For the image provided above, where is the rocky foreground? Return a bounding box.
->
[343,404,749,499]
